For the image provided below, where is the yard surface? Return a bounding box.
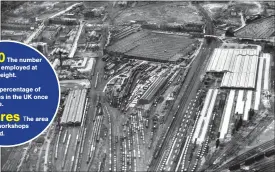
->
[115,2,203,25]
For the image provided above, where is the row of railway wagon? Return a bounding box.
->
[214,139,275,171]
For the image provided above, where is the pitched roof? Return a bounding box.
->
[234,15,275,39]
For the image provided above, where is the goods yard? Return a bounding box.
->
[107,30,199,63]
[1,1,274,172]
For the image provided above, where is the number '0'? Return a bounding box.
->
[0,52,5,62]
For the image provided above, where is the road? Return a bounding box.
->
[24,23,45,44]
[49,3,82,19]
[68,21,85,58]
[148,3,216,171]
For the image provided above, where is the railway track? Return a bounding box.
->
[216,138,275,171]
[148,3,215,171]
[253,156,275,172]
[103,105,114,172]
[148,33,214,172]
[2,148,24,172]
[187,113,216,172]
[202,113,274,171]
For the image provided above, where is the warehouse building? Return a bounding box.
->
[219,90,235,140]
[207,48,260,89]
[254,57,264,110]
[193,89,219,144]
[1,23,36,30]
[60,89,87,125]
[138,75,168,104]
[30,42,48,55]
[49,17,80,25]
[235,90,244,115]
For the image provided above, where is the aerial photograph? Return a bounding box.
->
[1,1,274,172]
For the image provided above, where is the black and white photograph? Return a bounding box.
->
[1,1,275,172]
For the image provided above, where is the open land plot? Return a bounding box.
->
[201,2,264,30]
[3,2,77,20]
[114,2,203,25]
[83,1,108,8]
[235,2,263,15]
[202,2,262,18]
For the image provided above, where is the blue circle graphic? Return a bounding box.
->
[0,41,60,146]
